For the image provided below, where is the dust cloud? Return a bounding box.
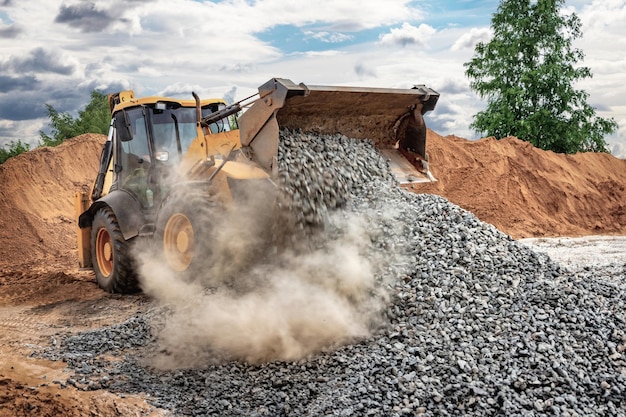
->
[135,197,395,368]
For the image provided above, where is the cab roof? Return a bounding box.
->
[109,90,226,114]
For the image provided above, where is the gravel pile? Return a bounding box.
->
[41,131,625,416]
[275,130,392,227]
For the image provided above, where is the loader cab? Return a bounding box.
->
[111,101,233,209]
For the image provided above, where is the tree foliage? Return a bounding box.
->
[40,90,110,147]
[464,0,618,153]
[0,140,31,164]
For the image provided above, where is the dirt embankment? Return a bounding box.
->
[415,131,626,239]
[0,134,105,271]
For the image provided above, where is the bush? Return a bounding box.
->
[0,140,31,164]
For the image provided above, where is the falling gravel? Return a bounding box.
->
[41,131,625,416]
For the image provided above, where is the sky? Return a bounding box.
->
[0,0,624,157]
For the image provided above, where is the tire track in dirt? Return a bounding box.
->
[0,306,49,348]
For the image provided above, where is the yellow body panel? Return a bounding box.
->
[112,91,225,114]
[204,130,242,156]
[182,129,241,167]
[102,158,113,197]
[181,129,270,203]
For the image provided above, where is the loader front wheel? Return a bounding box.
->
[162,212,196,272]
[156,194,215,276]
[91,207,138,293]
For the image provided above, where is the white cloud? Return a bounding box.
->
[611,142,626,159]
[576,0,626,31]
[0,119,46,149]
[300,50,342,58]
[451,27,492,51]
[245,0,424,32]
[378,23,436,48]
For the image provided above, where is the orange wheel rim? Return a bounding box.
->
[163,213,194,271]
[95,228,113,277]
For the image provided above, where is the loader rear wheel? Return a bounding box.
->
[91,207,138,293]
[156,193,215,277]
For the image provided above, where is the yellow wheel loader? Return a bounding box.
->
[76,78,439,293]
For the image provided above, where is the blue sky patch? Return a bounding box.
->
[0,11,13,25]
[420,0,496,29]
[257,24,384,54]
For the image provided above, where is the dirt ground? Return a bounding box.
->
[0,273,160,416]
[0,131,625,415]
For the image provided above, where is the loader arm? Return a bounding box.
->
[237,78,439,183]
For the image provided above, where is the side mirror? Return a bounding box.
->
[115,110,133,142]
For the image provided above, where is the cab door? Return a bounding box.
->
[114,107,154,208]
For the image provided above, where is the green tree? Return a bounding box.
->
[464,0,618,153]
[0,140,31,164]
[77,90,111,135]
[229,113,239,130]
[40,90,110,147]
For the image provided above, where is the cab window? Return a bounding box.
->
[115,108,152,207]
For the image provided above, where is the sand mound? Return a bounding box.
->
[416,131,626,238]
[0,134,105,270]
[0,130,624,269]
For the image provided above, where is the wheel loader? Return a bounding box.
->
[76,78,439,293]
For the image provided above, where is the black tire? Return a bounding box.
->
[90,206,139,293]
[155,192,216,278]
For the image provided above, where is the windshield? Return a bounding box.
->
[149,104,232,158]
[150,107,197,157]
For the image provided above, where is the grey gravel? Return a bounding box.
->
[40,130,625,416]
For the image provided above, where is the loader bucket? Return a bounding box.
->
[238,78,439,183]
